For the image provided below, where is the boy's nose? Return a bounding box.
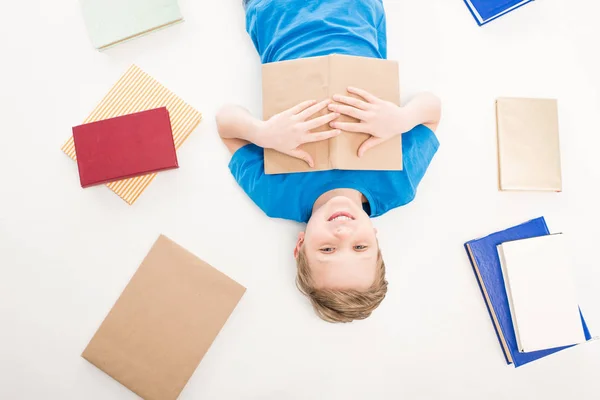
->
[334,226,352,238]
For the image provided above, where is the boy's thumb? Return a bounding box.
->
[289,149,314,168]
[358,137,381,158]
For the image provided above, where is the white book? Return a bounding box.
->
[497,234,585,353]
[80,0,183,50]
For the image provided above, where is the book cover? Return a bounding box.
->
[73,108,178,188]
[262,54,402,174]
[496,97,562,192]
[463,0,535,26]
[80,0,183,50]
[498,234,586,352]
[464,218,592,367]
[61,65,203,205]
[82,235,246,400]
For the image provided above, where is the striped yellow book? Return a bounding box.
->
[62,65,202,205]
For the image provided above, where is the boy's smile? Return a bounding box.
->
[328,211,355,222]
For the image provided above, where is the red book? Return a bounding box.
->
[72,107,178,188]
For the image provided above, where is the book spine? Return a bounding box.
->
[465,243,513,364]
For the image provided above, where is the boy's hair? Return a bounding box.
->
[295,247,388,323]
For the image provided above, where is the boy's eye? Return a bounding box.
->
[320,247,335,253]
[354,245,368,251]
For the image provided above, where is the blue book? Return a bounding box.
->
[463,0,535,26]
[465,217,592,367]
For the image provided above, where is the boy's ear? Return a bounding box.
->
[294,232,305,259]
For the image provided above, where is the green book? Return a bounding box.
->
[80,0,183,50]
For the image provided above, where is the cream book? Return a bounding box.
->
[82,235,245,400]
[262,54,402,174]
[497,234,585,353]
[80,0,183,50]
[496,97,562,191]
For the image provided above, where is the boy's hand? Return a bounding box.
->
[258,99,340,167]
[329,87,416,157]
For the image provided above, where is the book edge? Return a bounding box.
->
[465,243,514,364]
[495,99,502,191]
[497,244,525,352]
[81,351,153,400]
[80,165,179,189]
[97,18,184,51]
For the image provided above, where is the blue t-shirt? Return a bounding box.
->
[245,0,386,63]
[230,125,439,223]
[231,0,440,223]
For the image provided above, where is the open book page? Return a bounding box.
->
[262,57,331,174]
[329,55,402,170]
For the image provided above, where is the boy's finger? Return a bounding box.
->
[287,149,314,168]
[288,100,317,115]
[330,121,368,133]
[296,99,331,120]
[328,104,366,120]
[332,95,369,110]
[347,87,379,103]
[303,112,339,130]
[302,129,341,143]
[358,136,383,157]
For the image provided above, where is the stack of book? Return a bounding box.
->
[62,65,203,205]
[72,107,179,188]
[465,217,593,367]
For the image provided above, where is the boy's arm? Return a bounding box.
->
[215,104,260,154]
[328,89,442,157]
[215,101,341,167]
[398,92,442,133]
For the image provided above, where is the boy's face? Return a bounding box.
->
[294,196,378,290]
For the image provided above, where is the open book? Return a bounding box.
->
[262,54,402,174]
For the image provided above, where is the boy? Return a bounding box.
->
[216,0,441,322]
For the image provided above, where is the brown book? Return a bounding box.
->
[496,97,562,191]
[262,54,402,174]
[82,235,246,400]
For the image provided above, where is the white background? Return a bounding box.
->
[1,0,600,399]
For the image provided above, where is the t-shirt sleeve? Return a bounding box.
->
[376,13,387,59]
[402,124,440,189]
[245,1,262,54]
[228,144,266,206]
[228,144,306,222]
